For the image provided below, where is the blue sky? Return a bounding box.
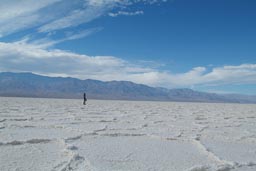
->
[0,0,256,95]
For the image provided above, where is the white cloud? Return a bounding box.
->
[0,41,153,81]
[0,41,256,89]
[157,64,256,88]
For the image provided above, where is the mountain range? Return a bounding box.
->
[0,72,255,103]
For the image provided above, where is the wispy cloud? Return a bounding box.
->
[0,0,167,37]
[108,10,144,17]
[0,0,62,37]
[30,27,103,48]
[37,1,111,33]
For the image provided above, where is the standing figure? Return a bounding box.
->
[83,93,87,105]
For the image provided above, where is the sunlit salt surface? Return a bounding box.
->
[0,97,256,171]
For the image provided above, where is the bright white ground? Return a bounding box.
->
[0,97,256,171]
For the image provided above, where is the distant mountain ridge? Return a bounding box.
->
[0,72,255,103]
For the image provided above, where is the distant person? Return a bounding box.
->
[83,93,87,105]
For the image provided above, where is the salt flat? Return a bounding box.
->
[0,97,256,171]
